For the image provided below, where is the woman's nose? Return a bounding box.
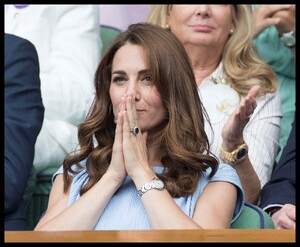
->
[126,82,140,100]
[195,5,211,17]
[126,81,136,94]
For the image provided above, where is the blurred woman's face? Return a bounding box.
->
[167,5,234,49]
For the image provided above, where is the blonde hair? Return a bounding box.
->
[147,5,278,97]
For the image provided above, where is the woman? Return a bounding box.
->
[147,5,282,204]
[34,23,244,230]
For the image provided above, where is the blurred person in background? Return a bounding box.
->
[5,33,44,230]
[252,4,295,164]
[259,114,295,229]
[4,5,102,175]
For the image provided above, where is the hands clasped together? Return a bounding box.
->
[108,94,152,186]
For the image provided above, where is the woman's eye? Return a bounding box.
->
[142,75,153,84]
[112,76,126,84]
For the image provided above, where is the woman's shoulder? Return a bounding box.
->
[211,163,240,183]
[199,163,242,189]
[52,160,87,183]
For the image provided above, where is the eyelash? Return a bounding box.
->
[112,76,125,84]
[143,76,153,84]
[112,75,154,85]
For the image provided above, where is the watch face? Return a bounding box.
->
[285,36,295,46]
[236,148,247,160]
[281,32,295,47]
[152,179,165,190]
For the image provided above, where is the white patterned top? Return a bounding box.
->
[199,62,282,187]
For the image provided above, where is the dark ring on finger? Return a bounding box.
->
[130,126,139,136]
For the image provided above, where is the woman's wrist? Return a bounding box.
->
[221,138,245,152]
[267,207,281,216]
[220,142,248,166]
[130,168,157,189]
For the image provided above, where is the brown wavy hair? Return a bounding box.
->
[63,23,218,197]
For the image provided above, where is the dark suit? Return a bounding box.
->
[5,33,44,230]
[259,115,296,208]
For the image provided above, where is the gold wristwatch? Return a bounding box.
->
[220,143,248,165]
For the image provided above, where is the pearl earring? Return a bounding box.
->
[230,29,234,34]
[165,24,171,30]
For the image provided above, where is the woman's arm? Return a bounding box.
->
[193,181,237,229]
[138,180,237,229]
[34,172,121,231]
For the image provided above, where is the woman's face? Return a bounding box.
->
[109,43,165,133]
[168,5,234,49]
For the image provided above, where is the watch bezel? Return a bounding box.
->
[220,143,248,165]
[280,31,295,48]
[235,146,248,160]
[152,179,165,190]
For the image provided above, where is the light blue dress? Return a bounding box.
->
[53,162,244,230]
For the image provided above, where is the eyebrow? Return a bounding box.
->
[112,69,151,76]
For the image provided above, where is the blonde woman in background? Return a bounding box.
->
[147,5,282,204]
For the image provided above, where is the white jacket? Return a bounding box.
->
[5,5,102,173]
